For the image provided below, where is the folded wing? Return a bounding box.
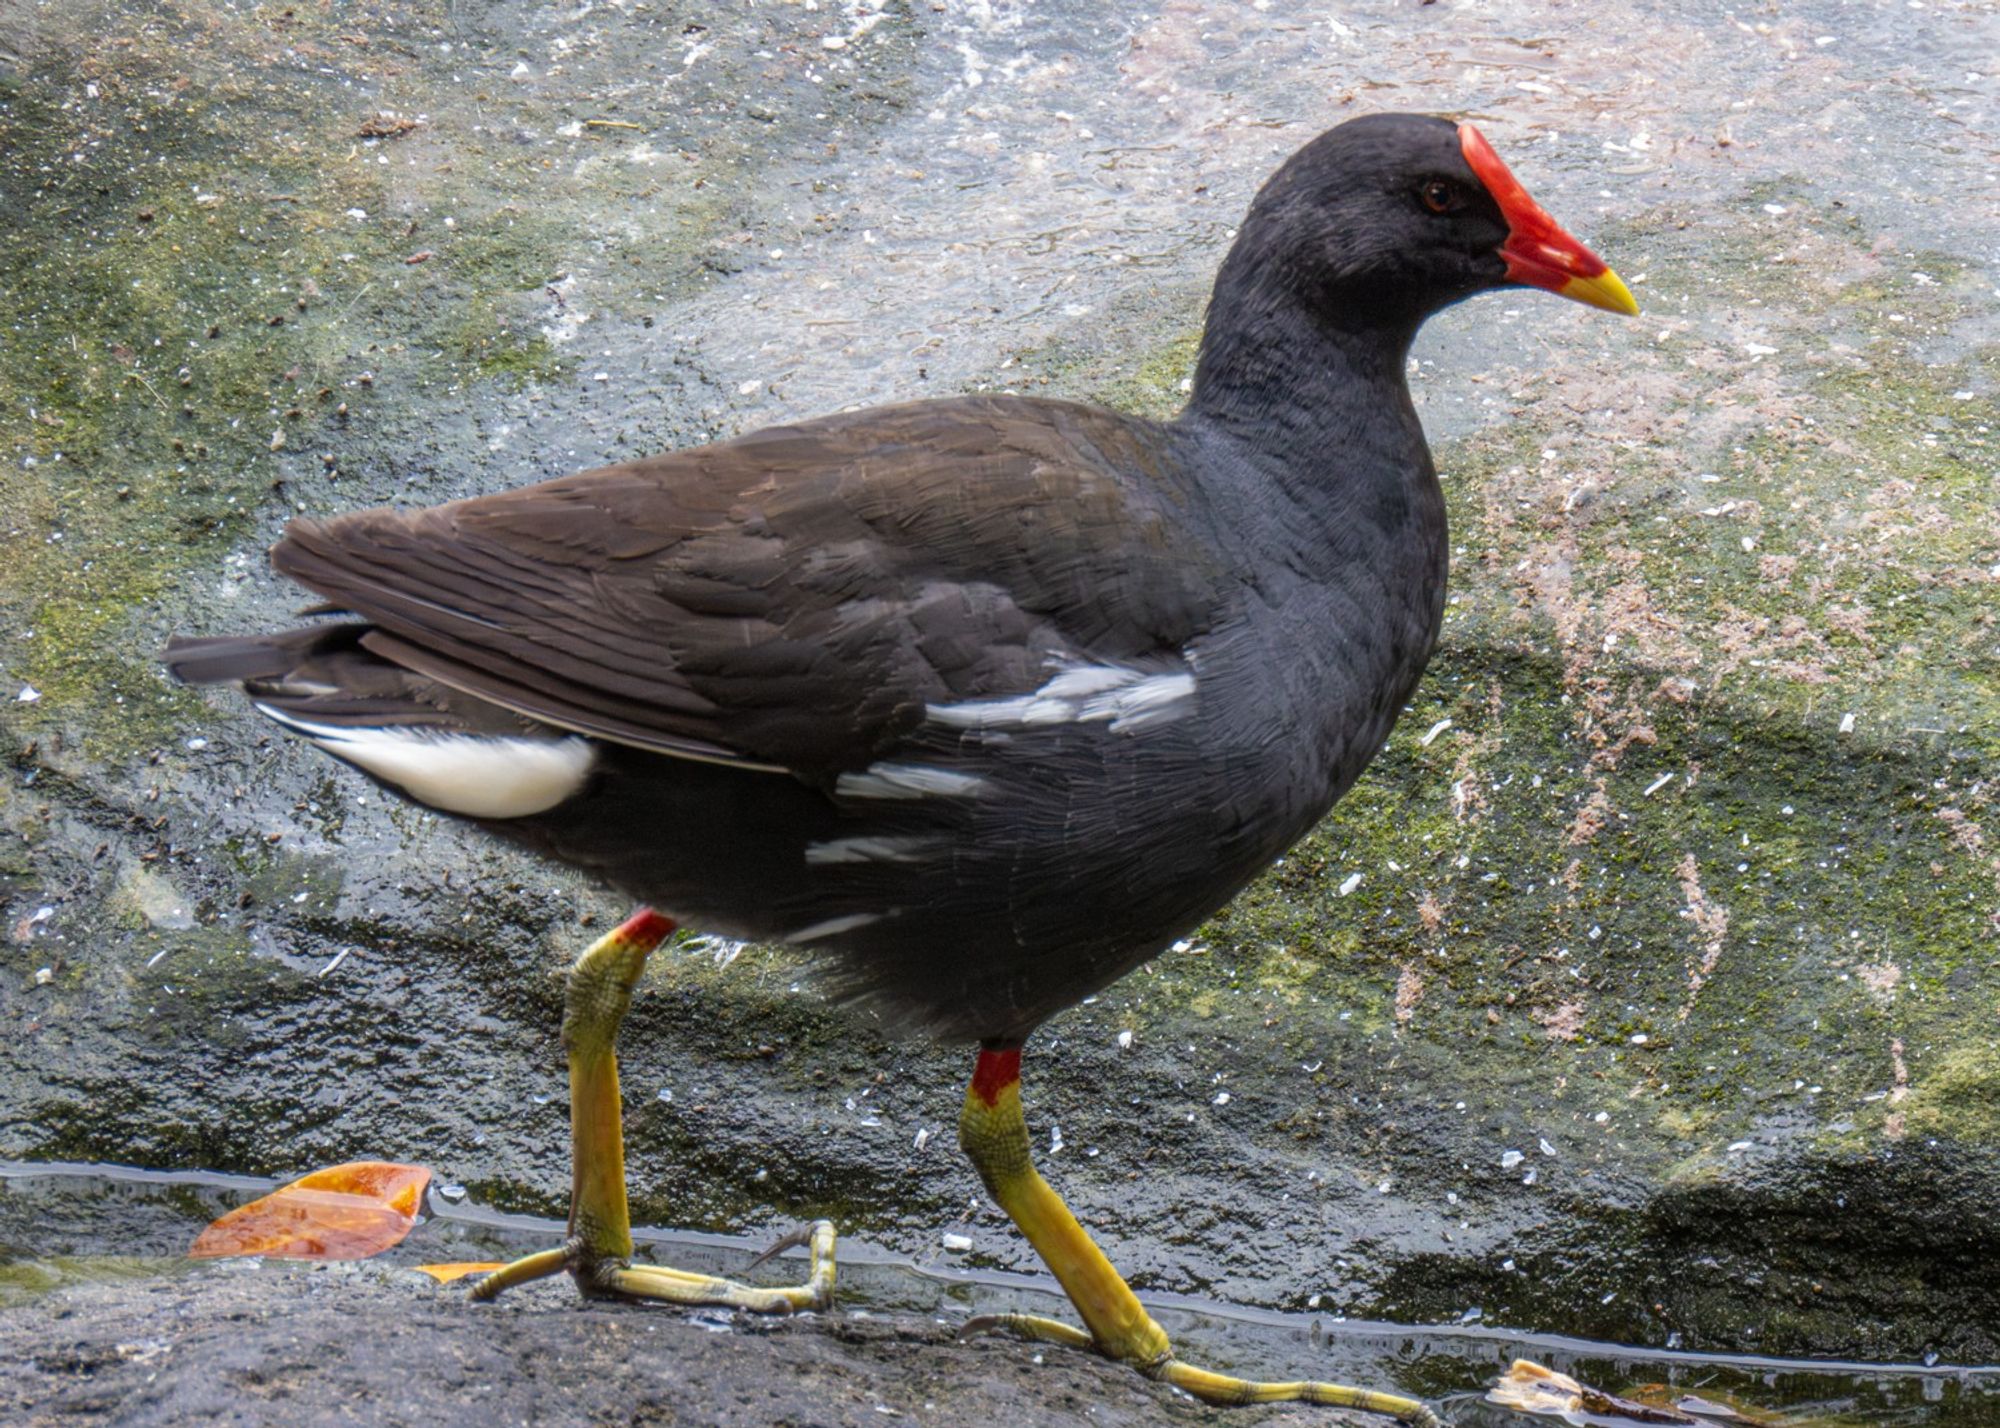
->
[264,396,1222,780]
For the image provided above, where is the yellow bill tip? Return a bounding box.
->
[1561,266,1640,317]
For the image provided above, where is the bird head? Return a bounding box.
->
[1232,112,1638,330]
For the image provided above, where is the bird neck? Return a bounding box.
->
[1180,260,1428,476]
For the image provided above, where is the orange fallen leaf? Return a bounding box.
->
[191,1161,431,1261]
[412,1262,505,1284]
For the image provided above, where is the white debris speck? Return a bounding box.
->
[1838,711,1856,735]
[1538,1138,1558,1157]
[1116,1029,1133,1050]
[1212,1091,1231,1107]
[318,948,351,977]
[1629,1034,1648,1046]
[913,1127,930,1152]
[737,380,762,396]
[1727,1140,1753,1153]
[1642,773,1675,797]
[16,685,39,703]
[436,1183,467,1203]
[269,428,285,451]
[1419,718,1453,747]
[33,967,54,986]
[185,737,208,751]
[1337,873,1363,897]
[941,1232,972,1252]
[1522,1168,1538,1186]
[657,1087,673,1103]
[1743,342,1778,356]
[693,935,745,969]
[1762,204,1787,215]
[1594,1111,1611,1123]
[1049,1125,1064,1153]
[1500,1149,1525,1170]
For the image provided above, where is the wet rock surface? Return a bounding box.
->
[1,0,1997,1416]
[0,1266,1348,1428]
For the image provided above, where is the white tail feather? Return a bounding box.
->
[254,705,595,819]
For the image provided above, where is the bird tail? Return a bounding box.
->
[161,622,373,690]
[161,623,597,819]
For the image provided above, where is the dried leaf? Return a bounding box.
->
[1487,1359,1705,1425]
[1489,1359,1593,1417]
[413,1262,504,1284]
[191,1161,431,1261]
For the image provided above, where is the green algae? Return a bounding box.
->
[1087,328,1204,420]
[0,1256,190,1310]
[0,0,923,763]
[1902,1046,2000,1145]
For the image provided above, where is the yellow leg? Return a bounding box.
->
[957,1046,1441,1426]
[470,909,835,1313]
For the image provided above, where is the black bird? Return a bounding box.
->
[166,112,1634,1421]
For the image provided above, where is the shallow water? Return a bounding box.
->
[6,1161,1997,1425]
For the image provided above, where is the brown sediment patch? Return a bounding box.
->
[1566,785,1612,847]
[1533,996,1586,1042]
[1676,853,1730,1019]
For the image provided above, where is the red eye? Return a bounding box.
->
[1422,180,1459,214]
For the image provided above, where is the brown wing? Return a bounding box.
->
[270,395,1225,777]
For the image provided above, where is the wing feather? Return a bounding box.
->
[270,396,1221,777]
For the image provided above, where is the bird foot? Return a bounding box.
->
[465,911,837,1315]
[470,1220,837,1314]
[962,1312,1443,1424]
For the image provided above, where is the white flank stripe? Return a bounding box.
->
[834,763,986,800]
[1037,665,1134,699]
[804,836,933,865]
[926,661,1196,733]
[786,912,882,942]
[926,694,1073,729]
[254,705,595,819]
[1084,671,1198,732]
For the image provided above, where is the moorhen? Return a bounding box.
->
[165,112,1635,1421]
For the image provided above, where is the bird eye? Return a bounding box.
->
[1421,180,1460,214]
